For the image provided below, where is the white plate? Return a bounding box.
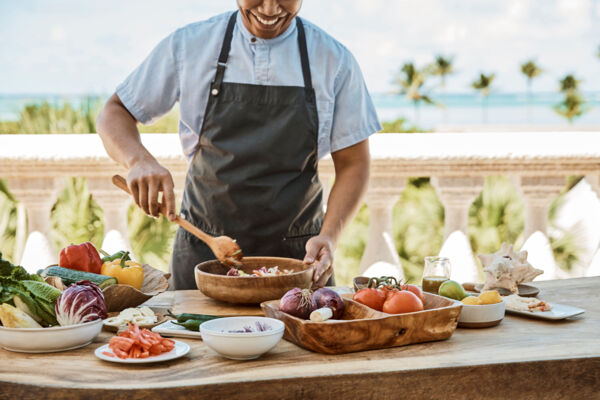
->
[0,319,103,353]
[506,302,585,320]
[94,340,190,363]
[152,320,203,339]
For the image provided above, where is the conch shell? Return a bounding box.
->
[478,243,543,294]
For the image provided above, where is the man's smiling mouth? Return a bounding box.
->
[250,11,287,28]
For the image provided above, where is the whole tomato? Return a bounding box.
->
[400,284,425,304]
[382,290,424,314]
[379,285,396,299]
[353,288,386,311]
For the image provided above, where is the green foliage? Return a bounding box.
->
[50,178,104,251]
[431,55,455,87]
[554,93,588,124]
[138,107,180,133]
[393,178,444,283]
[127,207,177,271]
[469,177,524,255]
[0,99,101,134]
[379,118,425,133]
[558,74,580,95]
[334,204,369,286]
[471,73,495,97]
[394,63,435,105]
[520,60,543,81]
[0,180,18,261]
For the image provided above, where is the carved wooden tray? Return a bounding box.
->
[261,292,461,354]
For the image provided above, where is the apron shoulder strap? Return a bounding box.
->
[295,17,313,91]
[213,11,314,92]
[212,12,238,94]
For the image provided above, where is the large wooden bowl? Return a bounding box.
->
[261,292,462,354]
[194,257,313,304]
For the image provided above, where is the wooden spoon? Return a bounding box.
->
[112,175,243,267]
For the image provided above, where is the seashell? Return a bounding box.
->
[478,243,543,294]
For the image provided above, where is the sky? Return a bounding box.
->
[1,0,599,95]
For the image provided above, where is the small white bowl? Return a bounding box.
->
[0,318,103,353]
[458,299,506,328]
[200,316,284,360]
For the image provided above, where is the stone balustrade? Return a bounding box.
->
[1,132,600,281]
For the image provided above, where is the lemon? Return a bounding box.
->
[462,296,482,305]
[478,290,502,305]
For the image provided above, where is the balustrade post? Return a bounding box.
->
[514,176,564,280]
[581,174,600,277]
[586,174,600,199]
[87,177,132,254]
[431,176,484,283]
[358,177,405,279]
[8,177,60,271]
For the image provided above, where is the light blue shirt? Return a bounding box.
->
[117,11,381,161]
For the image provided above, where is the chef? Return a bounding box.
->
[96,0,381,289]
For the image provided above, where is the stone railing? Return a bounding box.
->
[1,132,600,282]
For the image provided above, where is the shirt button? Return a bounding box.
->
[211,88,219,96]
[251,37,256,43]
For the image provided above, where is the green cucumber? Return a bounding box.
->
[41,266,117,289]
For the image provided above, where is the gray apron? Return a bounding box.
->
[170,12,330,289]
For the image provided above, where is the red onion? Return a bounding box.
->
[278,288,314,319]
[312,288,345,319]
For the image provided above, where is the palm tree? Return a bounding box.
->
[431,55,455,123]
[471,73,495,123]
[559,74,580,95]
[394,62,434,125]
[554,93,587,124]
[554,74,588,125]
[520,60,543,123]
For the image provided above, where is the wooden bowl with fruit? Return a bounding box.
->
[195,257,313,304]
[40,243,169,312]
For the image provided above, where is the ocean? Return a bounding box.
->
[1,92,600,130]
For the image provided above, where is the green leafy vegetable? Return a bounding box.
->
[0,252,60,326]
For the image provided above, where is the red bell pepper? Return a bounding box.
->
[59,242,102,274]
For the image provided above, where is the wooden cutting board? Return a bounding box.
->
[172,290,264,316]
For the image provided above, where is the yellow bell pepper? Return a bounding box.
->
[101,252,144,290]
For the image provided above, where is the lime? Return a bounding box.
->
[438,280,468,301]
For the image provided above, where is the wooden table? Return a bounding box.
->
[1,278,599,400]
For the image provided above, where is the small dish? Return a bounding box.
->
[0,318,103,353]
[152,319,203,339]
[506,302,584,320]
[200,316,284,360]
[458,300,505,328]
[103,313,169,332]
[94,339,190,363]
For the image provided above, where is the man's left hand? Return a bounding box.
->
[303,234,334,288]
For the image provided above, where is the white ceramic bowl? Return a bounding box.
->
[458,299,506,328]
[0,318,103,353]
[200,316,284,360]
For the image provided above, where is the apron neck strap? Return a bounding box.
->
[295,17,313,91]
[213,11,313,93]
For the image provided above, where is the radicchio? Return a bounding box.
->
[55,280,107,326]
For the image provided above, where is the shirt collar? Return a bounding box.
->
[235,10,297,45]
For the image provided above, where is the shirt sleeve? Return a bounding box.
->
[116,30,180,125]
[329,50,382,153]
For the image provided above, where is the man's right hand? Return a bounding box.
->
[127,156,176,221]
